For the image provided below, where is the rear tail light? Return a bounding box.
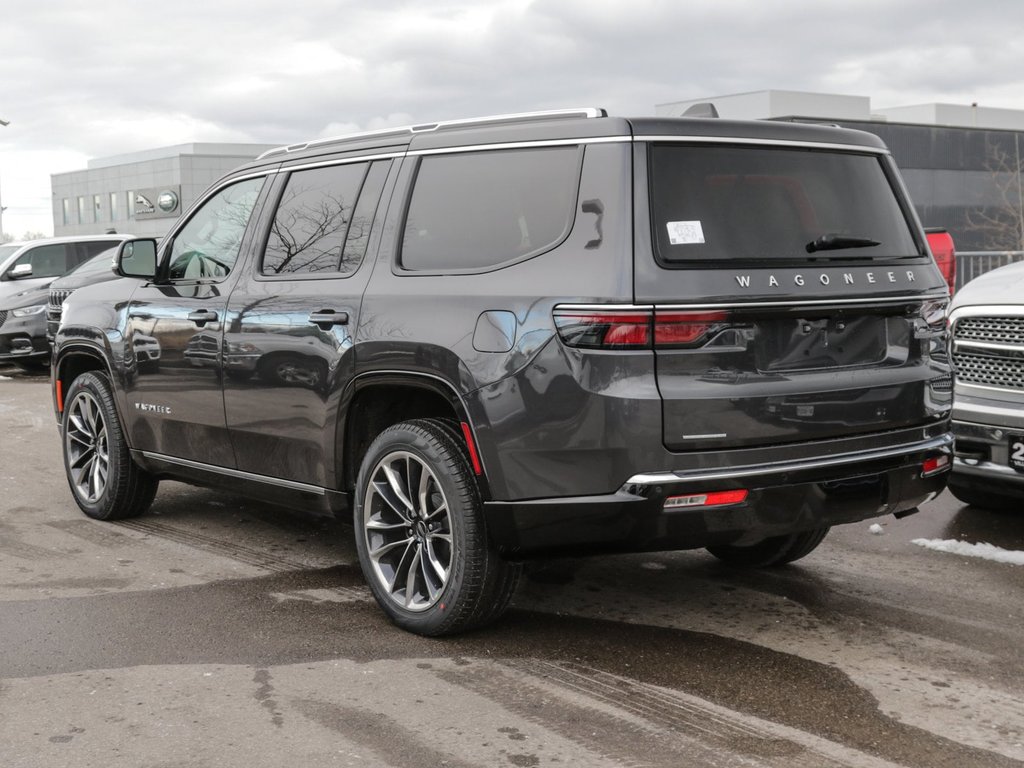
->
[554,308,733,350]
[664,489,748,510]
[552,310,651,349]
[924,228,956,295]
[654,311,730,348]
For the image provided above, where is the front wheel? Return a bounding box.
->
[354,419,520,636]
[706,527,830,567]
[61,371,158,520]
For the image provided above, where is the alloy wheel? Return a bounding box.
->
[362,450,453,611]
[64,391,110,504]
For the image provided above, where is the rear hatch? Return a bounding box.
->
[636,135,950,453]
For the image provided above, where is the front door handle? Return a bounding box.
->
[308,310,349,330]
[187,309,218,327]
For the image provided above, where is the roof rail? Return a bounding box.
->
[257,107,608,160]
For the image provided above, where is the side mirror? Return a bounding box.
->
[9,263,33,279]
[116,239,158,279]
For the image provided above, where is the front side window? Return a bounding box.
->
[167,177,265,280]
[650,144,920,265]
[262,163,367,275]
[401,146,581,272]
[12,244,71,279]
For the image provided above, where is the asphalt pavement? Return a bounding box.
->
[1,364,1022,768]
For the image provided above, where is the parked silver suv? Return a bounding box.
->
[948,260,1024,508]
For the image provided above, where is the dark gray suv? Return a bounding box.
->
[52,108,953,635]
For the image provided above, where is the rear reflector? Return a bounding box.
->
[664,489,748,510]
[460,421,483,476]
[921,455,950,477]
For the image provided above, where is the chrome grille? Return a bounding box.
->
[0,310,7,328]
[953,315,1024,391]
[49,288,72,308]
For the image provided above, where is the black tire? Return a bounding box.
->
[61,371,158,520]
[706,527,830,567]
[354,418,520,636]
[947,477,1020,511]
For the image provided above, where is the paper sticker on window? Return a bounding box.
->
[667,221,705,245]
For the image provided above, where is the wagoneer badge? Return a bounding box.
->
[735,269,919,289]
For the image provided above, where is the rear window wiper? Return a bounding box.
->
[806,233,881,253]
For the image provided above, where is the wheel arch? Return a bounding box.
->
[54,344,117,420]
[339,371,489,497]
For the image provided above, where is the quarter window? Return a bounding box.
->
[167,177,265,280]
[400,146,581,272]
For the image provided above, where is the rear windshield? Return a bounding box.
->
[650,144,920,265]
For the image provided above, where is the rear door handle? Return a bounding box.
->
[308,310,350,330]
[187,309,218,327]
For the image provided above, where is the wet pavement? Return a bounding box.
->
[1,365,1023,767]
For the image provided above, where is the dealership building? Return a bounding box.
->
[50,142,276,239]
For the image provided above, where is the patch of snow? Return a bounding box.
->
[640,562,667,571]
[911,538,1024,566]
[869,523,885,535]
[0,375,12,381]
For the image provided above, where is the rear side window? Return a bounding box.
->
[650,144,919,265]
[401,146,581,272]
[262,162,374,276]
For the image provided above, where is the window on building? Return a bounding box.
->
[93,195,102,223]
[62,199,70,226]
[77,197,86,225]
[110,192,119,222]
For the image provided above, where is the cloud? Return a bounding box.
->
[2,0,1024,235]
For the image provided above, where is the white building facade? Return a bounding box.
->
[51,143,276,239]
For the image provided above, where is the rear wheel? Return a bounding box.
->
[706,527,829,567]
[947,477,1020,511]
[354,419,520,636]
[61,372,158,520]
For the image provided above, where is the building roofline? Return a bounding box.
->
[86,142,279,170]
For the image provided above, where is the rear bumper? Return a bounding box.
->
[484,432,953,557]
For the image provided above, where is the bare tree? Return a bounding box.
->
[966,134,1024,251]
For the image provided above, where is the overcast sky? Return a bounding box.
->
[2,0,1024,237]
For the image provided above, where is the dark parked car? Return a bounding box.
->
[948,259,1024,509]
[46,246,123,342]
[51,108,953,635]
